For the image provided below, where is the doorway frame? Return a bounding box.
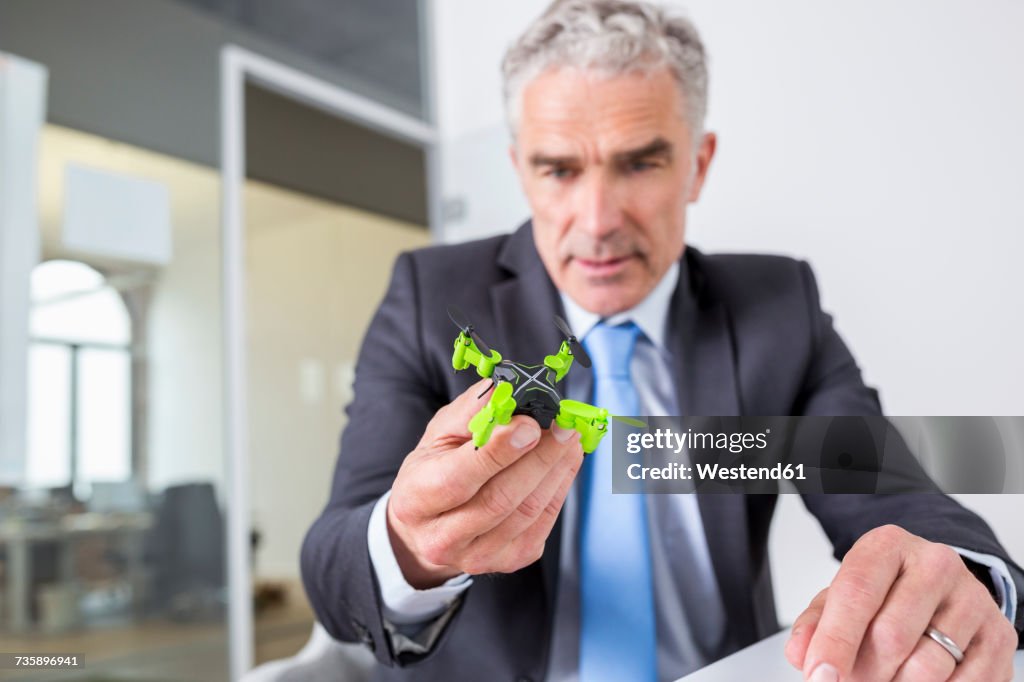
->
[219,41,439,679]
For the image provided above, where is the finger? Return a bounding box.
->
[891,629,957,682]
[466,428,582,559]
[440,424,576,542]
[948,615,1019,682]
[411,414,543,516]
[419,378,494,446]
[803,524,907,681]
[852,543,961,680]
[785,588,828,670]
[491,451,581,572]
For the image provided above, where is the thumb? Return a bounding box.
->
[421,378,494,444]
[785,587,828,670]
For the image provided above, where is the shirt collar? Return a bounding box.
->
[558,261,679,351]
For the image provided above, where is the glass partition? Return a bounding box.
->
[1,123,232,680]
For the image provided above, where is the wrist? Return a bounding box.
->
[385,495,461,589]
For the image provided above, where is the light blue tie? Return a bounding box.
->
[579,321,657,682]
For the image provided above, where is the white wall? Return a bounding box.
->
[147,226,225,495]
[433,2,539,243]
[0,54,46,485]
[245,182,430,579]
[432,0,1024,624]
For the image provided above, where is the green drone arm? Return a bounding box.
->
[543,340,575,383]
[451,331,503,378]
[468,393,639,454]
[468,381,517,448]
[555,399,610,454]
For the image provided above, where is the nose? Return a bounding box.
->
[574,171,624,239]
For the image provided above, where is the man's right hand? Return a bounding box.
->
[386,378,584,589]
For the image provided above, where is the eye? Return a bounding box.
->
[545,165,578,180]
[626,159,657,174]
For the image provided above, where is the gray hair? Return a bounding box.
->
[502,0,708,139]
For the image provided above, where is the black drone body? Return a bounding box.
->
[490,360,564,429]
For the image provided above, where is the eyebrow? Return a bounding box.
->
[528,151,580,169]
[611,137,673,165]
[528,137,674,169]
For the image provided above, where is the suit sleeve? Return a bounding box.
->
[300,252,460,666]
[791,260,1024,645]
[791,260,882,417]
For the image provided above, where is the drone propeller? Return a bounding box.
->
[553,315,591,368]
[611,415,647,428]
[447,304,493,357]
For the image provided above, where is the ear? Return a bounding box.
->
[686,132,717,203]
[508,143,520,173]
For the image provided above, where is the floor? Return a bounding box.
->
[0,583,314,681]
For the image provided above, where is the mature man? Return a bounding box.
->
[301,1,1024,680]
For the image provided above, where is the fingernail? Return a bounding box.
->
[511,424,540,448]
[552,425,575,443]
[808,663,838,682]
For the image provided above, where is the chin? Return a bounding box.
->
[570,281,645,317]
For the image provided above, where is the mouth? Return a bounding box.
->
[572,254,635,277]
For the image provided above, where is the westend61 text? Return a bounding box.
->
[627,462,806,481]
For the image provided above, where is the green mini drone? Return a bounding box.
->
[447,305,644,454]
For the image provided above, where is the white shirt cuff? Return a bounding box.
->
[367,489,473,626]
[950,545,1018,625]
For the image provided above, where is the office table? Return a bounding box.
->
[679,630,1024,680]
[0,512,152,632]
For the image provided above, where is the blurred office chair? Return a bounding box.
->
[147,482,226,620]
[242,622,375,682]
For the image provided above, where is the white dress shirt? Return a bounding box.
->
[366,261,1017,679]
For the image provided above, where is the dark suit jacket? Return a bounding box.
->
[301,222,1024,681]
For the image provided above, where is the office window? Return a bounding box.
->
[26,344,72,488]
[27,260,132,494]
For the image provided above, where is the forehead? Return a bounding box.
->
[517,66,689,153]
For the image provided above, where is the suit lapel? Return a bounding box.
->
[668,248,756,644]
[489,249,564,374]
[668,249,740,417]
[490,222,568,609]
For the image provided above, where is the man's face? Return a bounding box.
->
[511,66,716,316]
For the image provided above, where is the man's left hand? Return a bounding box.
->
[784,524,1017,681]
